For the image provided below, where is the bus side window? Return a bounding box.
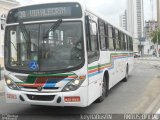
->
[105,23,109,49]
[115,29,120,50]
[89,20,98,51]
[122,34,126,51]
[118,31,122,50]
[121,33,124,51]
[108,25,114,50]
[98,19,107,50]
[129,37,133,51]
[112,27,116,50]
[86,16,99,63]
[126,36,129,51]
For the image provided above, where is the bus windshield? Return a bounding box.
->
[5,21,84,72]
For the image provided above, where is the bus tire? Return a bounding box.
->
[96,76,108,103]
[122,65,128,82]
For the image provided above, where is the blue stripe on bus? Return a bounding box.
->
[43,83,56,88]
[43,78,74,88]
[88,71,103,78]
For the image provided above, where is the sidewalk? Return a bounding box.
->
[136,56,160,61]
[135,56,160,68]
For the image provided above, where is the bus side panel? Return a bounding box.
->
[113,51,128,83]
[99,51,113,89]
[128,53,134,74]
[87,61,102,105]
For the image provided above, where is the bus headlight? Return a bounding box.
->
[62,75,86,92]
[5,76,20,90]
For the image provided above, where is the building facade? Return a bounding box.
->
[127,0,144,52]
[0,0,20,66]
[119,10,127,31]
[143,20,158,55]
[145,20,158,39]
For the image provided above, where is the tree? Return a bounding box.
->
[151,29,160,44]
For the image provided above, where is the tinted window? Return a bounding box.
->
[115,29,120,50]
[5,21,84,72]
[105,24,109,48]
[99,19,107,50]
[129,37,133,51]
[126,36,129,50]
[122,34,126,50]
[86,15,99,63]
[89,20,98,51]
[119,31,122,50]
[108,25,114,50]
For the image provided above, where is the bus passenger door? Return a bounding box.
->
[85,15,101,105]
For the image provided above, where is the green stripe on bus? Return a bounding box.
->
[19,73,77,84]
[26,76,37,84]
[28,73,76,77]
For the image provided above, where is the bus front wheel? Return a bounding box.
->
[96,76,108,103]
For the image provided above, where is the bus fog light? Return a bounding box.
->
[62,75,86,92]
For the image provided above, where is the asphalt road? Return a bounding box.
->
[0,59,160,120]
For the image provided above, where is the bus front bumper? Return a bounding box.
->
[5,86,88,107]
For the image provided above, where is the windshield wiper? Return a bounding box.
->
[19,21,32,61]
[43,19,62,38]
[19,21,30,42]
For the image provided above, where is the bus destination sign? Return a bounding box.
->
[18,7,71,19]
[7,3,82,23]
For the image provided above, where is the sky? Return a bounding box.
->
[17,0,157,27]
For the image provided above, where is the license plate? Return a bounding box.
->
[7,94,17,99]
[64,96,80,102]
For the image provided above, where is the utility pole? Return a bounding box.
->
[157,0,160,57]
[157,28,159,57]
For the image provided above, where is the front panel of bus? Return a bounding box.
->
[4,2,89,107]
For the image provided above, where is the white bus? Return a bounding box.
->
[4,1,133,107]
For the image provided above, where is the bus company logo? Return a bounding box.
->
[37,86,43,91]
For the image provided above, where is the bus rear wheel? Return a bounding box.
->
[96,76,108,103]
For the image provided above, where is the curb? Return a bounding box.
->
[137,59,160,61]
[137,57,160,60]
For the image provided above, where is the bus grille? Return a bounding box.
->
[26,94,55,101]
